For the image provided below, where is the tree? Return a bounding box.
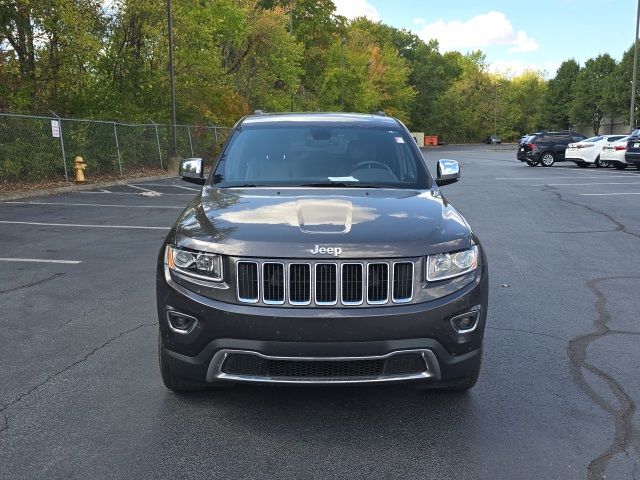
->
[432,51,495,142]
[603,44,637,131]
[499,71,547,138]
[543,59,580,130]
[318,22,415,121]
[571,54,617,134]
[0,0,105,113]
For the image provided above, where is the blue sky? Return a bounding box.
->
[333,0,637,77]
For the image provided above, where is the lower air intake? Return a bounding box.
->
[221,352,428,381]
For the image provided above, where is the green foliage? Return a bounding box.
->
[0,1,637,144]
[603,44,637,129]
[571,54,617,134]
[544,60,580,130]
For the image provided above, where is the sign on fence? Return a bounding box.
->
[51,120,60,138]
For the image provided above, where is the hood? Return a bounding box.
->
[172,187,472,258]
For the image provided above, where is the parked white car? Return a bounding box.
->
[599,135,630,170]
[565,135,627,168]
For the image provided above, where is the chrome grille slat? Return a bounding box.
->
[236,259,414,306]
[367,263,389,304]
[262,262,285,304]
[237,261,259,303]
[392,262,414,303]
[289,263,311,305]
[315,263,337,305]
[341,263,363,305]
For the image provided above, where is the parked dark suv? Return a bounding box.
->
[625,128,640,169]
[517,131,587,166]
[157,112,488,393]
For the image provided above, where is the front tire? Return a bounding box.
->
[577,162,589,168]
[158,335,205,392]
[526,159,539,167]
[539,152,555,167]
[614,163,628,170]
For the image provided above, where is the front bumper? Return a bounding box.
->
[157,261,488,386]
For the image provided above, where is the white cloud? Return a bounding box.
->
[333,0,381,22]
[415,11,538,53]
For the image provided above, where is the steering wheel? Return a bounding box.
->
[352,161,394,174]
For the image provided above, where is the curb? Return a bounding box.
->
[0,173,178,201]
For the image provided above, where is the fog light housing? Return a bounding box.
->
[450,307,481,334]
[166,311,198,334]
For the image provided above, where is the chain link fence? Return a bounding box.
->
[0,112,231,185]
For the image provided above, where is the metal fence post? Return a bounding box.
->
[153,122,163,169]
[113,122,123,176]
[51,112,69,182]
[210,123,219,146]
[187,125,194,157]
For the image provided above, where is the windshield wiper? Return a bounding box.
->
[297,182,383,188]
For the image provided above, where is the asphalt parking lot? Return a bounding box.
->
[1,146,639,480]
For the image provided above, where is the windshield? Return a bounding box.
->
[212,125,430,188]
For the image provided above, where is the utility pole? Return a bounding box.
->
[167,0,178,166]
[290,0,294,111]
[630,0,640,132]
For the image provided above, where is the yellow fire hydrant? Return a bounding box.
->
[74,156,86,183]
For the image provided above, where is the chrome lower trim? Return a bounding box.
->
[205,349,441,384]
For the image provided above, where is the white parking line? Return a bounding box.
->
[495,175,639,180]
[0,257,82,264]
[77,191,194,196]
[0,220,169,230]
[580,192,640,196]
[126,184,162,194]
[530,182,640,187]
[2,201,183,209]
[135,183,200,191]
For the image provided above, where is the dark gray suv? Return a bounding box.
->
[517,130,587,166]
[157,112,488,392]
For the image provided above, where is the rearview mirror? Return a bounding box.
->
[179,158,205,185]
[436,159,460,187]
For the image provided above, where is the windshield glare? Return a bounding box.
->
[212,125,429,188]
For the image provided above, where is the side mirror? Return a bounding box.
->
[179,158,205,185]
[436,159,460,187]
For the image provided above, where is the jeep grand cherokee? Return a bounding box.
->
[157,112,488,392]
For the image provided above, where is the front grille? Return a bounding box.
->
[221,352,427,380]
[235,259,415,306]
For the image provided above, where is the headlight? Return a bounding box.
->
[426,245,478,282]
[166,245,223,281]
